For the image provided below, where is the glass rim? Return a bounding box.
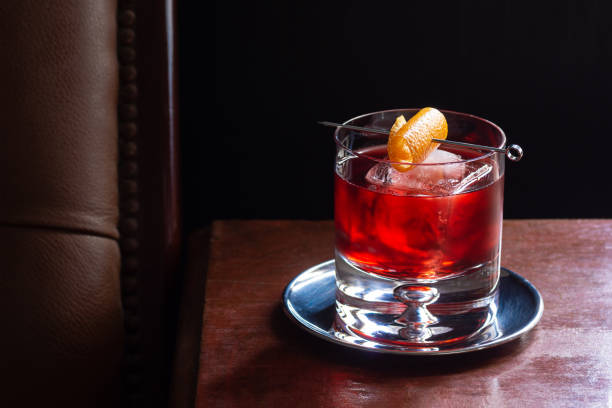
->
[334,108,507,166]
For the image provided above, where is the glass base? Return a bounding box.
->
[334,251,500,345]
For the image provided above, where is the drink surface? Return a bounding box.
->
[335,145,503,280]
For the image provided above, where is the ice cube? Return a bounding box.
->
[452,163,493,193]
[365,149,466,196]
[421,149,464,165]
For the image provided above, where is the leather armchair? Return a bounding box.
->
[0,1,182,406]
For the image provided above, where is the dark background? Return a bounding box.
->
[182,1,612,231]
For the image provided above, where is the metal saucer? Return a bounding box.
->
[282,260,543,355]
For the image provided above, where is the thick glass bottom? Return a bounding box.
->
[334,251,500,345]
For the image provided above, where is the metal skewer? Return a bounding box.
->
[318,121,523,162]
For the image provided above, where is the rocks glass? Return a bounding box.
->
[334,109,505,346]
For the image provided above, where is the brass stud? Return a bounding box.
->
[119,122,138,138]
[119,28,135,45]
[122,199,140,214]
[120,84,138,101]
[124,256,140,270]
[120,180,139,195]
[120,65,138,82]
[118,10,136,27]
[119,46,136,64]
[121,141,138,157]
[121,238,140,252]
[119,104,138,120]
[121,162,139,177]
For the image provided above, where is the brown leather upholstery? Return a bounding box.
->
[0,0,181,406]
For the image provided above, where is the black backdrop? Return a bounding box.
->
[183,1,612,231]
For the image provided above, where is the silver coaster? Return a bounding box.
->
[283,260,543,355]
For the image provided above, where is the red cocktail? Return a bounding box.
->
[333,109,506,346]
[335,146,503,281]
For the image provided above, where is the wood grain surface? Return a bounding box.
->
[194,220,612,407]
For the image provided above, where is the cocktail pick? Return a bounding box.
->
[318,121,523,162]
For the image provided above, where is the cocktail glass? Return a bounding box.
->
[334,109,505,346]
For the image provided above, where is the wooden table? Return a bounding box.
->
[190,220,612,407]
